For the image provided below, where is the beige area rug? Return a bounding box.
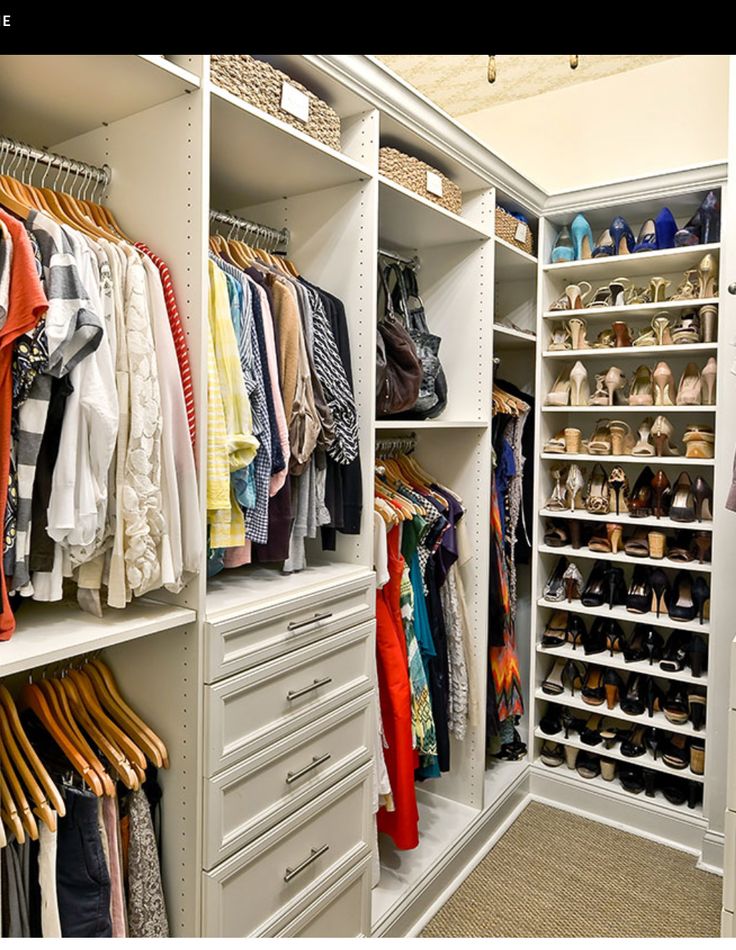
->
[421,801,722,938]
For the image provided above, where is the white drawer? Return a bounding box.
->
[205,572,375,683]
[275,852,372,937]
[204,622,374,776]
[202,762,372,937]
[203,692,373,869]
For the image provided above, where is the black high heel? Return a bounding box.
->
[602,669,624,710]
[688,781,702,810]
[626,565,653,614]
[688,687,707,732]
[581,617,606,656]
[663,683,689,724]
[620,724,647,758]
[542,610,569,647]
[674,190,721,246]
[643,768,657,798]
[619,765,645,794]
[693,477,713,522]
[692,576,710,626]
[603,619,624,657]
[668,571,699,623]
[580,561,607,608]
[659,629,691,673]
[649,568,670,618]
[687,634,708,677]
[643,627,664,665]
[604,565,627,611]
[566,614,587,651]
[543,556,569,602]
[645,678,664,718]
[539,706,562,735]
[581,666,606,706]
[620,673,646,716]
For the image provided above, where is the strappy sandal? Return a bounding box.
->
[591,329,615,349]
[633,326,657,347]
[581,669,606,706]
[548,322,571,350]
[632,417,656,455]
[543,520,569,547]
[624,529,650,558]
[670,269,699,301]
[671,311,700,345]
[585,463,610,514]
[649,277,671,302]
[543,430,567,453]
[587,419,612,455]
[566,316,589,350]
[580,712,605,742]
[542,609,569,646]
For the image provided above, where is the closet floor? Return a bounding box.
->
[420,801,721,938]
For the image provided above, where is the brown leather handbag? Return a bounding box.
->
[376,263,422,416]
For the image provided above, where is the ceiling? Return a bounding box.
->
[376,55,677,116]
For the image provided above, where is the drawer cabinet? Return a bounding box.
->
[202,762,373,937]
[203,693,372,869]
[204,621,374,775]
[205,570,374,683]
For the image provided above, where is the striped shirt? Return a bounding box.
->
[135,243,196,451]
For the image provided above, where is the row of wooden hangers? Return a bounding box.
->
[0,137,132,243]
[374,443,454,527]
[492,382,530,418]
[209,215,299,278]
[0,657,168,848]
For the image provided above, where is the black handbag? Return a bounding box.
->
[389,264,447,419]
[375,263,422,416]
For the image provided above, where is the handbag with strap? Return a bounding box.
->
[376,262,422,416]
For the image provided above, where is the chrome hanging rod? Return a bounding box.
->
[375,433,417,458]
[0,136,110,198]
[210,209,289,252]
[378,248,420,270]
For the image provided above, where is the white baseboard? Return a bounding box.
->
[699,830,725,876]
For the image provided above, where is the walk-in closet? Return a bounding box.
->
[0,51,733,939]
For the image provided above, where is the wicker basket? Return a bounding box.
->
[211,55,342,152]
[495,206,534,255]
[379,147,462,215]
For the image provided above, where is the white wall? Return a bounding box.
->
[459,55,729,193]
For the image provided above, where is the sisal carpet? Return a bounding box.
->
[421,801,722,938]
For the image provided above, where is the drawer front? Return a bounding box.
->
[202,763,372,937]
[205,622,374,776]
[275,852,372,937]
[203,693,373,869]
[205,573,375,683]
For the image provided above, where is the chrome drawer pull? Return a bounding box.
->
[286,752,332,785]
[287,611,333,632]
[286,676,332,702]
[284,844,330,883]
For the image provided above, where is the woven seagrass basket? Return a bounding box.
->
[495,206,534,255]
[211,55,342,152]
[379,146,462,215]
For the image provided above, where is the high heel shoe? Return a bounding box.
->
[566,614,588,651]
[692,531,712,564]
[540,741,566,767]
[569,360,590,405]
[690,739,705,776]
[604,619,624,657]
[548,323,571,350]
[580,617,607,656]
[571,213,594,260]
[701,356,717,406]
[654,207,678,250]
[652,362,676,406]
[632,218,657,253]
[687,635,708,678]
[612,321,632,348]
[543,556,568,602]
[608,467,629,516]
[683,425,715,460]
[603,367,626,406]
[674,190,721,246]
[651,469,671,519]
[551,225,575,263]
[688,687,707,731]
[650,567,670,618]
[609,420,632,456]
[669,472,696,523]
[584,463,610,515]
[542,609,569,646]
[542,657,581,695]
[632,416,656,455]
[546,467,568,512]
[581,561,607,608]
[581,667,606,706]
[592,229,615,258]
[610,216,635,255]
[697,253,718,298]
[699,304,717,343]
[671,311,700,345]
[629,466,655,518]
[607,523,623,554]
[587,419,612,456]
[660,630,691,674]
[645,678,665,718]
[692,476,713,521]
[626,566,653,615]
[652,313,673,345]
[567,317,589,350]
[550,281,593,312]
[543,429,567,454]
[546,368,572,406]
[668,571,701,623]
[602,669,624,710]
[675,362,702,406]
[629,367,654,407]
[563,562,584,602]
[565,463,585,511]
[692,576,710,626]
[671,269,699,301]
[663,683,689,725]
[621,673,646,716]
[649,277,670,303]
[604,564,627,610]
[651,415,678,457]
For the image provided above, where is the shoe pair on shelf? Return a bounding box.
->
[627,469,713,521]
[543,518,712,563]
[548,305,718,351]
[544,417,715,459]
[550,194,720,262]
[546,462,630,517]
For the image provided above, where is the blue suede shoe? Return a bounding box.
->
[633,218,657,253]
[610,216,635,255]
[654,207,677,250]
[551,225,574,263]
[592,229,615,257]
[571,213,594,260]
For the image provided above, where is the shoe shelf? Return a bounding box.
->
[542,243,720,282]
[540,452,714,467]
[533,728,705,782]
[542,297,720,322]
[539,507,713,532]
[494,235,537,279]
[542,405,717,414]
[536,597,710,636]
[532,759,705,820]
[544,342,718,360]
[374,419,490,430]
[537,543,712,575]
[493,323,537,348]
[534,688,706,739]
[536,642,709,687]
[378,176,492,248]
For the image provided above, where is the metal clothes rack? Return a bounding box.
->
[210,209,289,252]
[0,136,110,195]
[378,247,420,270]
[375,433,417,458]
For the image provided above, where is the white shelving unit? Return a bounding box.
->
[537,543,713,573]
[536,641,709,686]
[542,297,720,321]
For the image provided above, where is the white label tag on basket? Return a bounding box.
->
[426,171,443,197]
[515,221,529,243]
[281,82,310,123]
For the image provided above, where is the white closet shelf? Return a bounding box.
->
[542,405,716,413]
[533,729,705,783]
[544,342,717,359]
[493,324,537,348]
[535,689,706,739]
[542,243,720,282]
[0,54,200,145]
[538,508,713,532]
[531,761,705,821]
[0,600,195,677]
[378,176,491,248]
[542,297,719,321]
[206,562,374,623]
[541,452,714,467]
[536,642,709,687]
[374,419,490,430]
[537,543,712,575]
[536,598,711,636]
[494,236,538,279]
[210,86,373,207]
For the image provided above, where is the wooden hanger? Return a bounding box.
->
[18,682,104,797]
[70,669,147,773]
[0,706,56,832]
[88,660,168,767]
[0,731,39,840]
[0,768,24,844]
[0,686,65,817]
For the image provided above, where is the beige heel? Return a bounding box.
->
[564,427,582,453]
[565,746,578,770]
[701,357,717,406]
[600,758,617,782]
[647,531,666,560]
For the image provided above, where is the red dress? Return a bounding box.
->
[376,525,419,849]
